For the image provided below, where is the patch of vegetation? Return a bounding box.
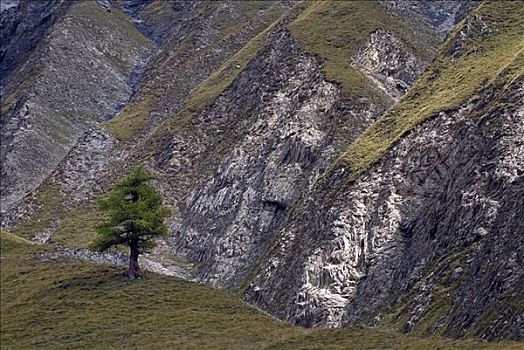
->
[52,202,103,248]
[1,233,521,350]
[73,0,151,51]
[409,267,465,337]
[0,231,36,252]
[12,183,65,241]
[263,326,521,350]
[288,1,439,107]
[339,1,524,183]
[469,292,524,339]
[103,97,153,141]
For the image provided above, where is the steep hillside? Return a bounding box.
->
[1,0,294,243]
[104,0,293,141]
[1,0,522,345]
[137,0,452,291]
[244,0,524,340]
[2,232,521,350]
[1,0,455,249]
[0,0,153,213]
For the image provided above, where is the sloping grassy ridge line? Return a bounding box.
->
[1,232,521,350]
[155,3,306,137]
[287,1,440,107]
[339,1,524,183]
[104,1,295,142]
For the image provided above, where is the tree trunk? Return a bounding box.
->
[128,239,140,279]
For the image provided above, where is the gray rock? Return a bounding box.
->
[1,1,153,214]
[245,79,524,339]
[352,29,424,101]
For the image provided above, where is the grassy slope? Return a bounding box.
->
[288,1,439,107]
[2,232,522,350]
[10,178,102,249]
[10,168,103,248]
[339,1,524,182]
[137,3,305,165]
[103,1,290,142]
[73,0,152,58]
[11,183,64,241]
[156,6,289,136]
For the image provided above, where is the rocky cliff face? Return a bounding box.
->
[167,28,345,288]
[243,2,524,340]
[246,77,523,337]
[2,0,522,342]
[141,0,448,291]
[352,29,423,101]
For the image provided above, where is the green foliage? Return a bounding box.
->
[90,168,170,254]
[1,233,521,350]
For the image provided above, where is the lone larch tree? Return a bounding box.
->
[91,167,170,279]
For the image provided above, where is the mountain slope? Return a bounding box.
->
[0,0,153,213]
[1,0,295,243]
[244,0,524,339]
[3,0,434,262]
[138,0,451,291]
[1,0,522,344]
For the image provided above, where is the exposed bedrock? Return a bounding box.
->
[164,23,433,289]
[0,1,152,213]
[245,79,524,340]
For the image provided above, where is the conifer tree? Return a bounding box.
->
[91,168,170,279]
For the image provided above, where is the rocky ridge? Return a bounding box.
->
[138,0,448,291]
